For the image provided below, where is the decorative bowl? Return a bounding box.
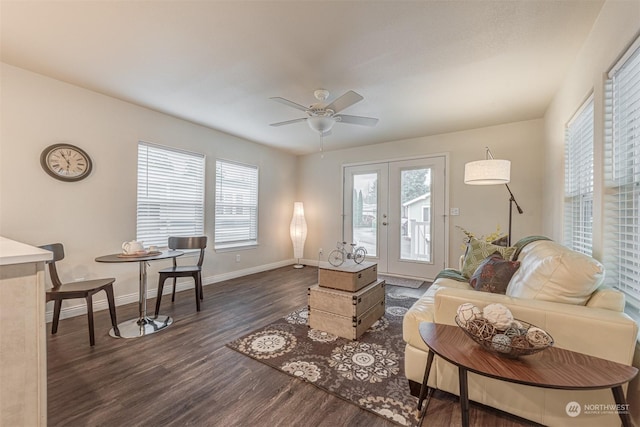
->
[455,315,554,358]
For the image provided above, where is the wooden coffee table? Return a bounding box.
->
[417,322,638,427]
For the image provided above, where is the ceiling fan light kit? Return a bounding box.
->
[270,89,379,137]
[307,115,335,135]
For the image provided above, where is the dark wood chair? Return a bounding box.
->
[154,236,207,317]
[39,243,119,346]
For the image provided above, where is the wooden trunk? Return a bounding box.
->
[308,299,385,340]
[308,278,385,340]
[308,279,385,317]
[318,261,377,292]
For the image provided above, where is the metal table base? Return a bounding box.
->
[109,315,172,338]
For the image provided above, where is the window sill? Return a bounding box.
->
[214,242,258,252]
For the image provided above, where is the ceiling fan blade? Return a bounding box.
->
[270,118,308,127]
[270,97,309,112]
[325,90,364,113]
[335,114,379,127]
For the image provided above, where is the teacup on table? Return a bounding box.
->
[122,241,144,254]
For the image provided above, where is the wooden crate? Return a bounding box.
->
[308,279,385,318]
[318,261,377,292]
[308,299,385,340]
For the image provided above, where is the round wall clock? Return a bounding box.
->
[40,143,93,182]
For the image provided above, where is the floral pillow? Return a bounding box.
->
[461,237,516,279]
[469,252,521,294]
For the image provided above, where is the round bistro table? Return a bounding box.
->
[95,250,183,338]
[417,322,638,427]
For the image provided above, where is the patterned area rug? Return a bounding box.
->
[378,274,426,289]
[226,291,421,426]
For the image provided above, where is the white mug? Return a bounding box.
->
[122,241,144,254]
[149,245,158,252]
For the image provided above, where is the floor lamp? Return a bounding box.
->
[464,147,524,246]
[290,202,307,268]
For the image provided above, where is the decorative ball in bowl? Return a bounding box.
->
[455,303,554,358]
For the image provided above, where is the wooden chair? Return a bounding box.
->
[40,243,119,346]
[154,236,207,317]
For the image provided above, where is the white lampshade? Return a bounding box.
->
[307,116,336,135]
[464,159,511,185]
[290,202,307,268]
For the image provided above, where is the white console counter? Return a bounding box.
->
[0,236,52,265]
[0,236,51,427]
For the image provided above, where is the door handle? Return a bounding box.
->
[382,222,388,226]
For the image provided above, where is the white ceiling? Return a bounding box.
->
[1,1,604,155]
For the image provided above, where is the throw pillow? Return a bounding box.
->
[461,237,516,279]
[469,252,521,294]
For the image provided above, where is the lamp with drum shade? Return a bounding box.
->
[464,147,524,246]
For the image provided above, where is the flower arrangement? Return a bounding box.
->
[457,224,506,242]
[457,225,507,245]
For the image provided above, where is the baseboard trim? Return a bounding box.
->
[45,258,307,323]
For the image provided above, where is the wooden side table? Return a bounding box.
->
[418,322,638,427]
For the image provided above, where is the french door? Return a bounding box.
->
[343,156,446,280]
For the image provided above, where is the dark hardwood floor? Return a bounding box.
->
[47,266,534,426]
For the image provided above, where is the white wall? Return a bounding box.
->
[542,0,640,418]
[297,119,545,270]
[542,0,640,258]
[0,63,297,318]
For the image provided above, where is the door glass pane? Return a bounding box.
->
[353,173,378,256]
[400,167,432,261]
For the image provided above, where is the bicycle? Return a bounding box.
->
[328,241,367,267]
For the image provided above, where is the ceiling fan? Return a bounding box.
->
[269,89,379,136]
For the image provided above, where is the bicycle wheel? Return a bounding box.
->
[328,249,345,267]
[353,247,367,264]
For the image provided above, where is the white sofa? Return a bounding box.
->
[403,238,638,426]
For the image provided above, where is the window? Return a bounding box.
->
[215,159,258,248]
[604,38,640,310]
[136,142,205,247]
[564,96,594,255]
[422,206,430,222]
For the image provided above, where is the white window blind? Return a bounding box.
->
[136,142,205,247]
[564,96,594,255]
[604,39,640,309]
[215,159,258,248]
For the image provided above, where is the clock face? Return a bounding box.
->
[40,144,93,182]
